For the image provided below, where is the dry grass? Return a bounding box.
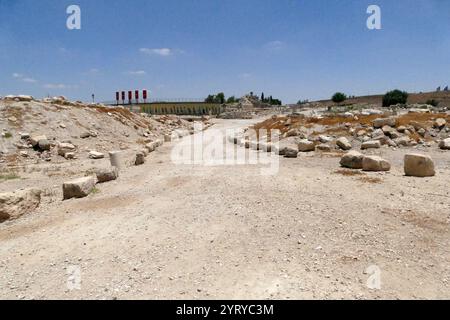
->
[334,169,383,184]
[5,106,25,127]
[358,176,383,184]
[334,169,365,176]
[396,112,449,127]
[0,173,20,181]
[95,105,150,129]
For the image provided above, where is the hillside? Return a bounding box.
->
[313,91,450,108]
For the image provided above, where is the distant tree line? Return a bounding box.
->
[205,92,282,106]
[260,92,282,106]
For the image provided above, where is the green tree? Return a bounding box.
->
[382,90,408,107]
[332,92,347,103]
[226,96,237,104]
[261,92,265,102]
[215,92,225,104]
[205,95,215,103]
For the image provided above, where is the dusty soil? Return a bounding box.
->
[0,118,449,300]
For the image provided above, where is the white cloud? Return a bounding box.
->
[140,48,173,56]
[263,40,285,51]
[22,77,37,83]
[13,73,37,83]
[43,84,66,89]
[238,73,252,79]
[127,70,147,76]
[43,83,77,89]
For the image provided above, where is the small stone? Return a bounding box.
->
[336,137,352,151]
[434,118,446,129]
[316,144,332,152]
[89,151,105,160]
[361,140,381,150]
[135,152,145,165]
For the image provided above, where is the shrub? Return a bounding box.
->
[0,173,20,181]
[332,92,347,103]
[382,90,408,107]
[426,99,439,107]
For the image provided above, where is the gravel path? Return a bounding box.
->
[0,119,449,300]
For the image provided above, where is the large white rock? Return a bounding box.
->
[362,156,391,172]
[57,143,76,157]
[439,138,450,150]
[63,176,97,200]
[298,139,315,152]
[361,140,381,150]
[394,136,412,147]
[145,142,158,153]
[284,146,299,158]
[340,151,364,169]
[89,151,105,159]
[336,137,352,151]
[30,135,47,147]
[96,167,119,183]
[404,154,435,177]
[373,117,396,128]
[434,118,447,129]
[0,189,41,222]
[5,95,33,102]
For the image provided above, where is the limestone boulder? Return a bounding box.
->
[30,135,47,148]
[63,176,97,200]
[362,156,391,172]
[373,117,396,129]
[439,138,450,150]
[340,151,364,169]
[361,140,381,150]
[57,143,76,157]
[298,139,315,152]
[404,154,435,177]
[0,189,41,222]
[96,167,119,183]
[284,146,299,158]
[135,152,145,165]
[434,118,446,129]
[316,144,332,152]
[89,151,105,160]
[336,137,352,151]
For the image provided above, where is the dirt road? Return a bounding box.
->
[0,119,449,300]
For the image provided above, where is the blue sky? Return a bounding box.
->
[1,0,450,103]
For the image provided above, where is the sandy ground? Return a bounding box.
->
[0,118,449,300]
